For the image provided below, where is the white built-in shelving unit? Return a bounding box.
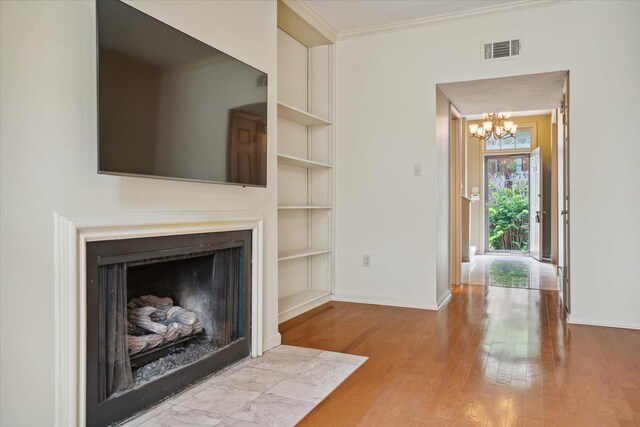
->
[277,103,331,127]
[277,1,336,323]
[277,154,332,169]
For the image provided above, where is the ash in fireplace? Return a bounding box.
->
[132,339,217,385]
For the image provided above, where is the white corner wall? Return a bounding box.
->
[335,1,640,325]
[0,1,278,426]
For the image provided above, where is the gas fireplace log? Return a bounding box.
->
[163,306,178,320]
[127,335,147,355]
[179,310,197,326]
[145,333,164,349]
[150,305,172,323]
[129,307,167,335]
[127,333,164,355]
[167,307,197,326]
[128,295,173,309]
[163,322,180,342]
[177,323,193,338]
[192,320,204,334]
[127,319,148,336]
[165,306,181,321]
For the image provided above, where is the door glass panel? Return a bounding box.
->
[484,128,531,150]
[486,155,530,252]
[500,136,516,149]
[515,128,532,148]
[486,135,501,150]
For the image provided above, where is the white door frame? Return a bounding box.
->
[529,147,542,259]
[449,103,463,286]
[560,76,571,312]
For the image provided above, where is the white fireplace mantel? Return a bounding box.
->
[53,211,264,427]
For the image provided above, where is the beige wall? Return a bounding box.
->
[465,114,553,256]
[0,1,278,425]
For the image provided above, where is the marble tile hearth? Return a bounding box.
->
[118,345,367,427]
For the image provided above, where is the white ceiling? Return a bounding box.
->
[437,71,567,115]
[305,0,515,32]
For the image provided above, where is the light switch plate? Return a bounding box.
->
[414,164,422,176]
[363,254,371,267]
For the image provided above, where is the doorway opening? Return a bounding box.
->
[437,71,570,309]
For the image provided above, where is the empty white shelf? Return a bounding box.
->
[278,289,331,322]
[277,102,331,126]
[278,206,332,210]
[278,154,332,169]
[278,248,332,261]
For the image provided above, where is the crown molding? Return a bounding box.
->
[337,0,564,41]
[281,0,337,44]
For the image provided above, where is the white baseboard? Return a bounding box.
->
[568,314,640,331]
[278,292,332,324]
[332,293,437,310]
[263,333,282,352]
[437,291,452,310]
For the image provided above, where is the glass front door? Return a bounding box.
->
[485,155,530,253]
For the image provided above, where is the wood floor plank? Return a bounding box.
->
[280,285,640,426]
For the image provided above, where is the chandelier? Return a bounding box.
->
[469,112,517,141]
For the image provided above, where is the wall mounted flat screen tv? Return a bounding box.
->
[97,0,268,187]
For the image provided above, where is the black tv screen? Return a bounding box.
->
[97,0,268,187]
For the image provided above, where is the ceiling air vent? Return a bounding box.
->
[483,39,521,61]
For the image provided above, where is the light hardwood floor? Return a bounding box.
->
[462,255,558,290]
[281,285,640,426]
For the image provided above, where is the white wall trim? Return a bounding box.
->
[567,314,640,331]
[263,333,283,351]
[437,290,452,310]
[279,293,332,324]
[332,293,436,310]
[53,211,265,427]
[337,0,562,41]
[283,0,337,43]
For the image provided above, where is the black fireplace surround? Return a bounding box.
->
[86,231,252,427]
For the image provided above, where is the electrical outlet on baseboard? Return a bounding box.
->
[363,254,371,267]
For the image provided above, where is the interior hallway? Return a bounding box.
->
[282,286,640,426]
[462,254,558,290]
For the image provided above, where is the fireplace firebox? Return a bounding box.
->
[86,231,252,426]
